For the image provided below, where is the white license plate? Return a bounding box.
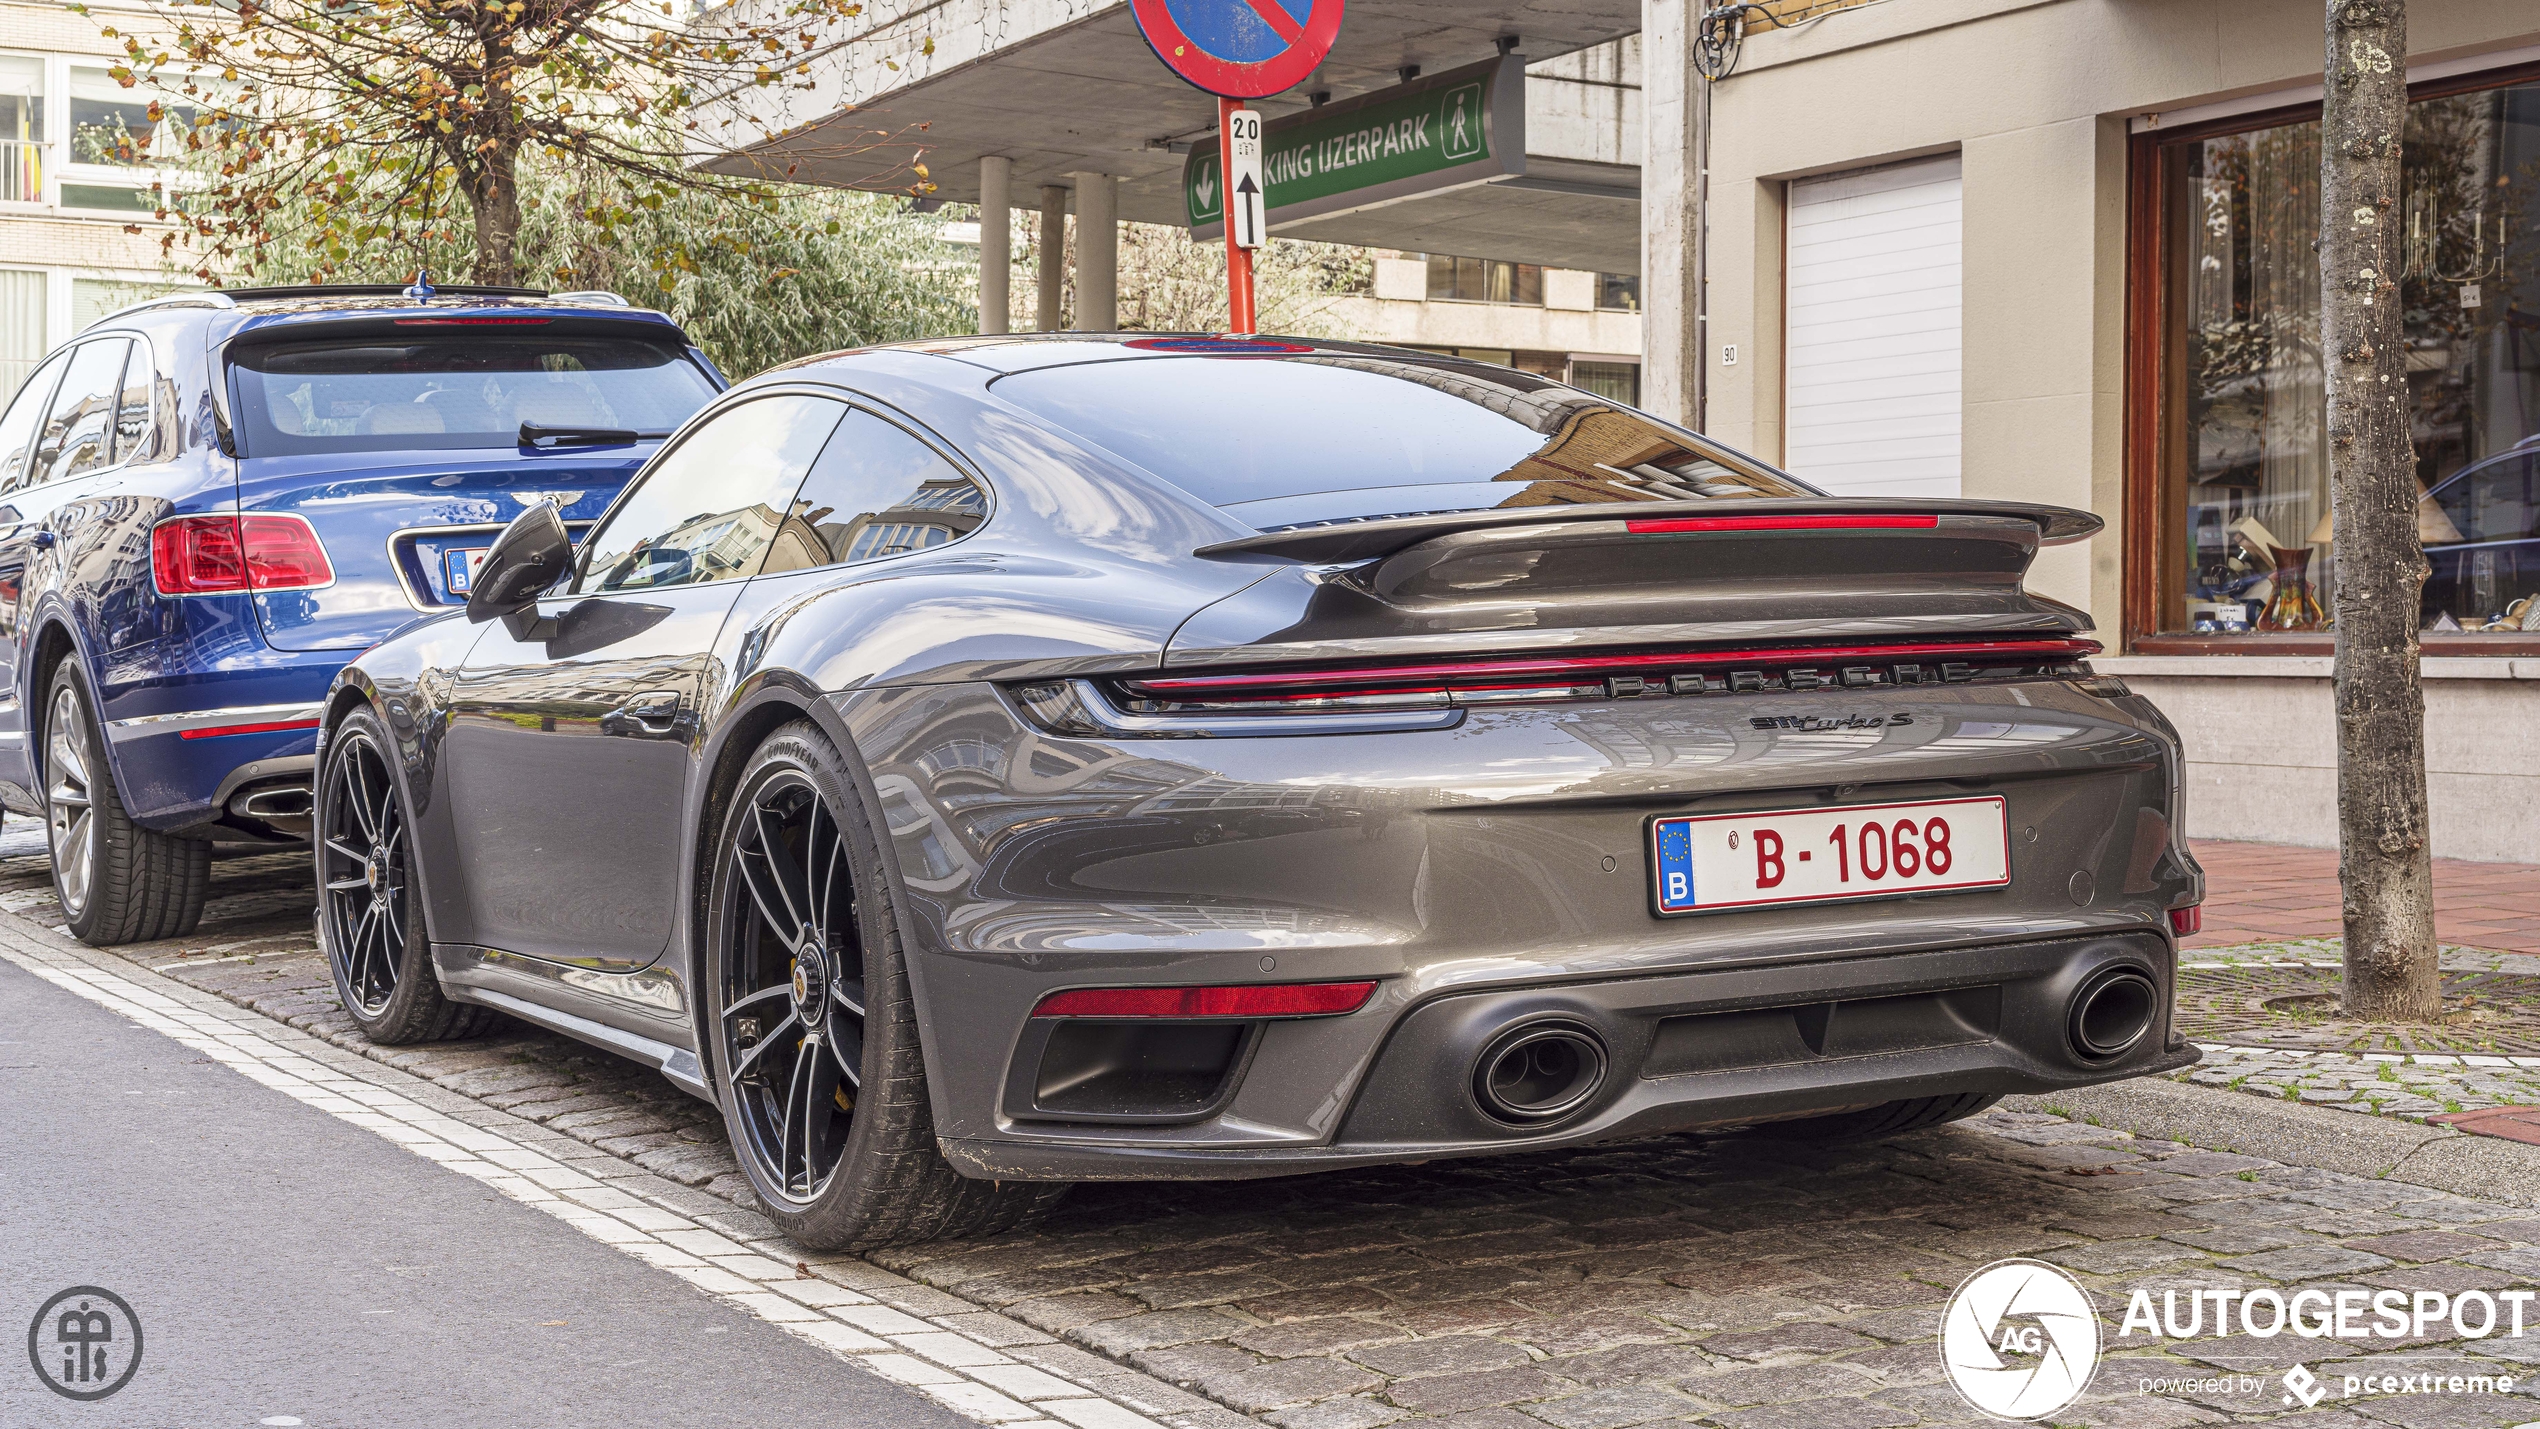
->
[443,546,489,597]
[1649,796,2011,915]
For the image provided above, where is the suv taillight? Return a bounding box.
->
[152,514,335,595]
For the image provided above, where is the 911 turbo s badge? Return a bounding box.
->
[1749,712,1915,732]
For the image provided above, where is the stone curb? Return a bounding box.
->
[2005,1075,2540,1207]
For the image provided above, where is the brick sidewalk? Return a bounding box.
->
[2188,838,2540,954]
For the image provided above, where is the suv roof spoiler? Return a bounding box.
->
[1195,498,2106,565]
[216,282,550,301]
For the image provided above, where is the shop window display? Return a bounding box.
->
[2150,74,2540,642]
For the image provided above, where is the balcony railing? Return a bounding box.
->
[1,141,39,204]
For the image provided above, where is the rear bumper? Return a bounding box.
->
[102,680,337,834]
[939,930,2194,1181]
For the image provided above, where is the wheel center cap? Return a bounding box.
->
[365,854,386,897]
[791,950,826,1021]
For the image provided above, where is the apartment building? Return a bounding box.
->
[1341,252,1644,403]
[2,0,195,392]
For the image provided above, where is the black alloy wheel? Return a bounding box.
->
[322,722,410,1016]
[720,767,866,1205]
[704,722,1066,1249]
[317,707,486,1044]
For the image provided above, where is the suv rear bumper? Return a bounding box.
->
[939,931,2193,1182]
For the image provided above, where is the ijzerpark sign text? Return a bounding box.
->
[1185,53,1524,241]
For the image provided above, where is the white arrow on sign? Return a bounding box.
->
[1227,106,1265,250]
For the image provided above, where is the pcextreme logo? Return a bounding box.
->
[1941,1260,2102,1420]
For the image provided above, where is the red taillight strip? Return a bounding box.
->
[1625,514,1941,535]
[1031,981,1378,1019]
[392,316,552,325]
[180,718,323,740]
[1127,639,2101,697]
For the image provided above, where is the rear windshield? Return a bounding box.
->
[992,353,1814,529]
[229,332,718,456]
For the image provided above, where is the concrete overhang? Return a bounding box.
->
[698,0,1644,274]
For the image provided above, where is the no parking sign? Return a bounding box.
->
[1128,0,1346,332]
[1128,0,1345,100]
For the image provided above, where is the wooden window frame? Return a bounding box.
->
[2121,61,2540,658]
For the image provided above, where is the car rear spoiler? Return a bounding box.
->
[1195,498,2104,565]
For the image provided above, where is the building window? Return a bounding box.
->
[1571,360,1640,406]
[1425,255,1543,305]
[0,268,43,395]
[1597,273,1639,312]
[0,56,41,205]
[68,66,196,166]
[2136,71,2540,650]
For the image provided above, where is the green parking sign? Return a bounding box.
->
[1185,54,1525,239]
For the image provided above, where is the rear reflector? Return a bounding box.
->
[1031,982,1377,1020]
[1625,514,1941,535]
[2168,906,2202,937]
[181,718,323,741]
[153,514,335,596]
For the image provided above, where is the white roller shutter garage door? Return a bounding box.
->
[1783,154,1963,497]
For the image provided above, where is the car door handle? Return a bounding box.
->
[600,691,692,741]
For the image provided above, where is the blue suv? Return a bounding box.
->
[0,282,725,944]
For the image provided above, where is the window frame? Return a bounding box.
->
[2122,59,2540,657]
[754,403,993,579]
[30,333,134,487]
[570,389,850,597]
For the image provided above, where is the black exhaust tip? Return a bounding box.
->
[2068,967,2158,1060]
[1472,1022,1607,1124]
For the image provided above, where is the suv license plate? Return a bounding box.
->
[1650,796,2011,916]
[444,546,489,598]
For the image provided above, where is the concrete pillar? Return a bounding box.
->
[1035,185,1068,332]
[1641,0,1704,429]
[1070,173,1118,332]
[977,155,1011,335]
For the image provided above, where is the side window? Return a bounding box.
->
[0,349,71,494]
[578,393,847,595]
[760,409,988,575]
[37,339,134,484]
[112,342,160,465]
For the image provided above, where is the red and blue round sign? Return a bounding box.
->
[1128,0,1344,100]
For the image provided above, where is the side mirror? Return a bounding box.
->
[466,502,574,633]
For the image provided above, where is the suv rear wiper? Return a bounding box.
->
[519,422,666,447]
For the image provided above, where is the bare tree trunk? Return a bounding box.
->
[465,142,525,288]
[2321,0,2439,1022]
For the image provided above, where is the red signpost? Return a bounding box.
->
[1218,95,1259,334]
[1128,0,1344,335]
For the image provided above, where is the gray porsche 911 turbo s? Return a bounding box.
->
[317,333,2202,1248]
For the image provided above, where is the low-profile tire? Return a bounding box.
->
[1751,1093,2003,1143]
[317,707,490,1044]
[43,661,210,945]
[704,721,1068,1250]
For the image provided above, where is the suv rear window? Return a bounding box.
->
[229,330,718,456]
[991,353,1814,530]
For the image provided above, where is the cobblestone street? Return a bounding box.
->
[10,835,2540,1429]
